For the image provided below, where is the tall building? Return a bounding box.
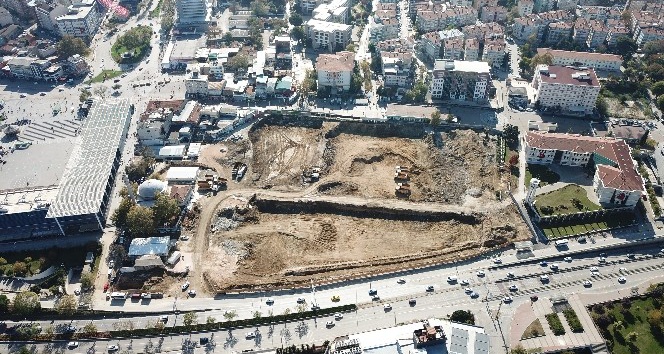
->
[531,64,600,115]
[316,51,355,93]
[55,0,102,40]
[305,19,352,52]
[430,60,492,102]
[36,2,69,32]
[176,0,211,27]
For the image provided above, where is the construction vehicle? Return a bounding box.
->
[395,183,411,196]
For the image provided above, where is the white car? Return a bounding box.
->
[107,345,119,352]
[583,280,592,287]
[470,292,479,298]
[540,275,549,282]
[334,313,343,320]
[181,281,190,290]
[266,298,274,304]
[619,267,627,273]
[67,342,79,348]
[590,266,599,272]
[550,263,559,271]
[598,257,606,263]
[296,297,305,303]
[325,321,335,327]
[384,303,392,310]
[493,258,502,264]
[540,261,548,266]
[464,287,473,294]
[476,270,485,277]
[503,296,513,303]
[108,260,114,268]
[188,290,196,296]
[245,332,256,339]
[508,285,518,291]
[618,277,627,283]
[564,257,572,262]
[460,279,469,286]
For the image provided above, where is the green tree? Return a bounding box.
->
[449,310,475,325]
[13,262,28,277]
[615,36,638,59]
[0,257,6,265]
[83,322,98,335]
[111,197,134,228]
[627,331,639,342]
[56,294,77,315]
[652,81,664,96]
[152,192,180,227]
[291,26,305,41]
[529,52,553,73]
[300,69,317,97]
[12,291,41,315]
[183,312,197,326]
[251,0,269,16]
[648,309,663,328]
[503,124,520,149]
[510,345,527,354]
[0,294,9,313]
[430,110,441,125]
[226,53,250,72]
[206,316,216,324]
[223,310,238,321]
[56,36,90,59]
[596,96,609,116]
[253,310,262,319]
[289,13,303,26]
[79,89,91,103]
[658,95,664,111]
[80,271,94,290]
[126,205,155,236]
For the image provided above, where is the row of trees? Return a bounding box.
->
[111,192,180,236]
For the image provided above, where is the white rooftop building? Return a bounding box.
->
[176,0,212,27]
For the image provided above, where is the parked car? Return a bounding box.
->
[67,342,79,348]
[107,345,119,352]
[426,285,434,292]
[331,295,340,302]
[383,304,392,310]
[476,270,485,277]
[245,332,256,339]
[296,297,305,303]
[618,277,627,283]
[266,298,274,304]
[508,285,518,291]
[334,313,343,320]
[181,281,190,290]
[503,296,512,303]
[583,280,592,287]
[409,299,416,305]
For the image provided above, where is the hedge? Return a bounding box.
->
[545,313,566,336]
[563,309,584,333]
[0,304,357,342]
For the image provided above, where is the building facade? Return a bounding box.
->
[305,19,352,51]
[531,64,600,115]
[536,48,622,71]
[55,1,102,40]
[430,60,491,102]
[316,51,354,93]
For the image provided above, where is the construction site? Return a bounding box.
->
[189,117,529,292]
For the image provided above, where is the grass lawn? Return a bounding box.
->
[149,0,162,18]
[525,164,560,188]
[541,213,635,239]
[545,313,566,336]
[535,184,601,216]
[592,296,664,354]
[521,318,545,339]
[0,243,100,277]
[86,70,123,84]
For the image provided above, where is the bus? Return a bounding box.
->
[110,292,127,300]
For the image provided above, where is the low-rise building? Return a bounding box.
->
[381,51,413,87]
[532,64,600,115]
[525,131,644,207]
[316,50,354,93]
[305,19,352,52]
[128,237,172,259]
[430,59,492,102]
[536,48,622,71]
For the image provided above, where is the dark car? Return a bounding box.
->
[530,295,538,302]
[369,289,377,296]
[200,337,209,345]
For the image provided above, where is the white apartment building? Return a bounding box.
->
[517,0,533,16]
[55,0,102,40]
[531,64,600,115]
[316,51,354,93]
[312,0,350,23]
[482,39,505,68]
[36,3,68,32]
[525,131,644,208]
[430,60,492,102]
[305,19,352,51]
[176,0,211,27]
[536,48,622,71]
[418,29,464,62]
[381,52,413,87]
[464,38,479,61]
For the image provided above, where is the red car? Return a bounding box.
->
[103,283,109,292]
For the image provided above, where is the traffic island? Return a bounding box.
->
[111,26,153,64]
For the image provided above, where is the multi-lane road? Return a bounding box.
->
[4,239,664,353]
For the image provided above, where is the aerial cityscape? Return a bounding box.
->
[1,0,664,353]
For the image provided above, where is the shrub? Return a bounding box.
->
[450,310,475,325]
[545,313,566,336]
[563,309,584,333]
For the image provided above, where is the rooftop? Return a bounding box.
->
[317,51,355,72]
[536,48,622,63]
[128,236,171,257]
[46,99,131,218]
[536,64,600,87]
[433,60,491,73]
[526,131,644,192]
[306,19,352,32]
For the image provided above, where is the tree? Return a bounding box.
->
[80,271,94,290]
[83,322,98,335]
[253,310,262,319]
[226,53,250,72]
[126,205,155,236]
[291,26,305,41]
[223,310,238,321]
[503,124,519,149]
[529,53,553,73]
[615,36,638,59]
[508,154,519,168]
[449,310,475,325]
[12,291,41,315]
[79,89,91,103]
[0,294,9,313]
[282,308,291,316]
[510,345,528,354]
[300,69,317,97]
[658,95,664,111]
[152,192,180,227]
[289,13,303,26]
[13,262,28,277]
[430,110,442,125]
[627,331,639,342]
[648,309,663,328]
[56,36,90,59]
[652,81,664,96]
[93,86,107,98]
[183,312,197,326]
[206,316,216,324]
[596,96,609,116]
[56,294,77,315]
[111,197,134,228]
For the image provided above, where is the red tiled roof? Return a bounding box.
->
[526,131,644,192]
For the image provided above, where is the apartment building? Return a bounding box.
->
[442,37,464,60]
[419,29,464,62]
[532,64,600,115]
[586,22,608,49]
[35,2,68,32]
[316,51,354,93]
[0,6,13,26]
[312,0,350,24]
[55,0,102,40]
[546,21,573,44]
[536,48,622,71]
[517,0,533,17]
[606,25,630,47]
[461,22,504,42]
[480,6,507,23]
[430,59,491,102]
[472,0,497,10]
[298,0,320,13]
[369,18,399,43]
[6,56,57,80]
[305,19,352,51]
[415,5,477,32]
[525,131,644,208]
[572,18,595,46]
[576,6,623,22]
[381,51,413,87]
[555,0,578,10]
[464,38,479,61]
[512,16,539,40]
[482,39,505,68]
[635,26,664,47]
[533,0,553,13]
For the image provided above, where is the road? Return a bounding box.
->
[5,243,664,353]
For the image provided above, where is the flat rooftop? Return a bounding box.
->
[434,59,491,73]
[170,35,206,60]
[0,139,77,191]
[0,186,59,214]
